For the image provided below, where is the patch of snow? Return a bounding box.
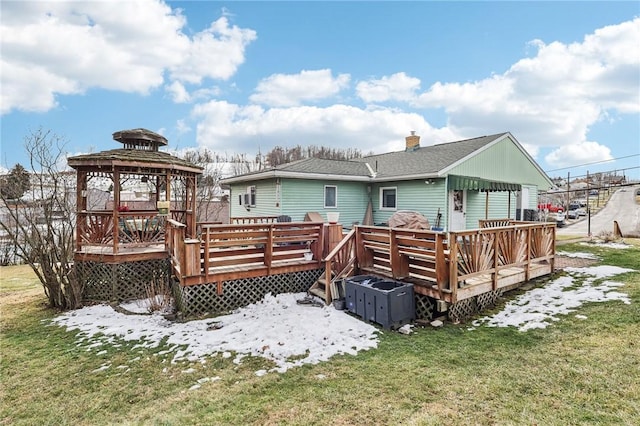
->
[52,292,379,374]
[472,265,634,332]
[181,368,196,374]
[580,242,631,249]
[188,384,201,391]
[119,296,173,314]
[575,315,588,320]
[556,251,599,260]
[92,364,110,373]
[397,324,414,334]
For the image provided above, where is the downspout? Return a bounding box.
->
[444,175,449,232]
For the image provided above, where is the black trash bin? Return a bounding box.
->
[345,275,415,330]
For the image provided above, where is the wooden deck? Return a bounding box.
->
[166,219,556,305]
[167,220,326,290]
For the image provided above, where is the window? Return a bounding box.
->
[247,185,256,207]
[380,187,397,210]
[324,185,337,208]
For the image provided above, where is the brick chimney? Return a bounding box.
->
[405,131,420,151]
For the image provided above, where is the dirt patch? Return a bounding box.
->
[554,255,599,271]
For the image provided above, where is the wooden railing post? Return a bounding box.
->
[525,227,531,281]
[435,232,448,296]
[449,233,459,301]
[492,229,499,291]
[203,227,210,281]
[265,225,274,271]
[389,228,408,279]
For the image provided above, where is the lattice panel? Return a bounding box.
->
[414,294,435,320]
[476,290,503,311]
[448,298,477,323]
[175,268,324,317]
[80,262,116,301]
[80,259,170,302]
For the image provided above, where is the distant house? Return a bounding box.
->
[221,132,553,231]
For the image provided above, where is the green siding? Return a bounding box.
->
[447,136,551,189]
[466,190,518,228]
[229,179,282,219]
[371,179,447,227]
[281,179,369,226]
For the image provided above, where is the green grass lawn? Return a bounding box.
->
[1,242,639,425]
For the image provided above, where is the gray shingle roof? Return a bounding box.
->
[221,133,508,183]
[354,133,506,178]
[276,157,371,176]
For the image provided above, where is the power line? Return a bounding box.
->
[551,165,640,181]
[544,153,640,173]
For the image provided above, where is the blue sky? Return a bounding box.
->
[1,1,639,181]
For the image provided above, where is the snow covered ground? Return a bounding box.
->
[51,293,379,375]
[51,242,636,375]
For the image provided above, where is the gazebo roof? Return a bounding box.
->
[67,128,202,174]
[113,128,168,147]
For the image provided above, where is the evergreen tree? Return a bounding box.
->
[0,163,31,199]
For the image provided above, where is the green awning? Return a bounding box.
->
[447,175,521,192]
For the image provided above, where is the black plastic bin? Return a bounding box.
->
[345,275,415,330]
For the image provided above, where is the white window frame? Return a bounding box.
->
[380,186,397,210]
[324,185,337,208]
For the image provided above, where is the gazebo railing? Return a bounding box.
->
[77,210,166,251]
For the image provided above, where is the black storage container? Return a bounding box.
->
[345,275,415,330]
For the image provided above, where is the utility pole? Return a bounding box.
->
[567,172,571,210]
[586,170,591,237]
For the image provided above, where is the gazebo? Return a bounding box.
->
[68,128,202,301]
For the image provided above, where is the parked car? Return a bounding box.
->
[547,210,566,227]
[576,208,586,217]
[589,189,599,196]
[567,209,579,219]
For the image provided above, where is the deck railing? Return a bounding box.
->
[167,219,556,304]
[323,228,357,302]
[352,223,555,303]
[168,221,325,287]
[230,216,279,224]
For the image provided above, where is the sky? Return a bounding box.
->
[50,248,634,380]
[1,1,639,181]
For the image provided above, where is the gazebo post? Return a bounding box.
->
[76,170,87,251]
[113,169,120,254]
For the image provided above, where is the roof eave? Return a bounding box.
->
[221,169,371,184]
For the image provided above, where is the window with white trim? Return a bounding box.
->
[324,185,337,208]
[380,187,397,210]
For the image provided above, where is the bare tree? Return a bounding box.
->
[0,128,82,309]
[181,148,229,223]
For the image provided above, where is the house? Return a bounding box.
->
[222,132,553,231]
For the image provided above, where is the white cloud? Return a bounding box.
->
[176,119,191,135]
[356,72,421,103]
[249,69,350,107]
[191,100,452,155]
[1,1,255,114]
[414,17,640,159]
[166,81,191,103]
[544,141,613,169]
[168,16,256,84]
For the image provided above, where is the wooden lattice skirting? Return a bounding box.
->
[448,290,503,323]
[78,258,170,302]
[173,268,325,317]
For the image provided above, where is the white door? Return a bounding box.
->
[449,190,466,231]
[517,187,529,220]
